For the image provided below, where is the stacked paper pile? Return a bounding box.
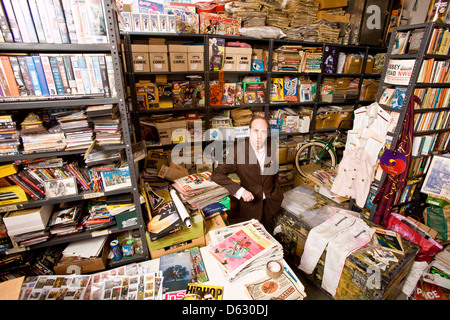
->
[48,206,84,236]
[20,113,66,153]
[230,108,253,127]
[208,219,284,283]
[54,110,93,150]
[285,26,319,41]
[313,20,341,43]
[226,1,266,27]
[84,201,115,231]
[0,115,20,155]
[86,105,122,146]
[172,172,229,211]
[287,0,319,28]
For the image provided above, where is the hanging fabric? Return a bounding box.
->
[372,94,421,227]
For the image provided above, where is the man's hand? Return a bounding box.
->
[241,190,254,202]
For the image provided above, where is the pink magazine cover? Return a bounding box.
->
[209,224,272,275]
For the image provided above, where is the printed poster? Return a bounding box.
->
[384,59,415,85]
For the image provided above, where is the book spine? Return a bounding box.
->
[44,0,62,44]
[29,56,47,95]
[97,55,110,97]
[60,0,77,43]
[77,55,91,94]
[90,55,104,94]
[39,55,57,95]
[0,56,19,96]
[0,2,13,42]
[76,0,92,43]
[68,0,85,43]
[9,0,31,43]
[52,0,69,44]
[65,163,89,190]
[27,0,47,43]
[35,0,54,43]
[8,174,39,200]
[55,56,70,94]
[105,55,117,97]
[83,54,98,93]
[0,60,12,96]
[70,56,85,94]
[18,0,39,42]
[48,56,65,95]
[17,171,45,197]
[17,56,34,95]
[62,55,77,93]
[1,0,23,42]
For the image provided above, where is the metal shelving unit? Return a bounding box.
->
[0,0,150,268]
[368,21,450,221]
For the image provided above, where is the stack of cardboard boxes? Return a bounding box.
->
[316,0,350,23]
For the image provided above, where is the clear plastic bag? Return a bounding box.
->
[239,26,286,39]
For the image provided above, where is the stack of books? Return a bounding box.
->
[85,201,114,231]
[20,113,66,153]
[0,115,20,155]
[208,219,284,283]
[53,110,93,150]
[86,105,122,145]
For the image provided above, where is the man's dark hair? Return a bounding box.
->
[249,115,269,130]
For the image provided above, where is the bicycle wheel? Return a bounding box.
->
[295,141,337,177]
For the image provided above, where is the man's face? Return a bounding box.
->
[249,118,268,150]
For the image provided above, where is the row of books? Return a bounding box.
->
[393,180,421,205]
[0,0,108,44]
[0,53,117,100]
[272,46,322,73]
[414,109,449,132]
[414,87,450,109]
[413,132,450,157]
[417,59,450,83]
[391,28,425,55]
[408,156,431,177]
[427,27,450,55]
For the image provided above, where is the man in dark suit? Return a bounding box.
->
[211,116,283,232]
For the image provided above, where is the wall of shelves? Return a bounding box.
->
[0,0,150,274]
[120,32,386,148]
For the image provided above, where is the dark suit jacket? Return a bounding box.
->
[211,137,284,227]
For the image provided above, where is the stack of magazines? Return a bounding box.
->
[86,105,122,146]
[48,206,85,236]
[208,219,284,283]
[0,115,20,155]
[53,110,93,150]
[172,172,229,211]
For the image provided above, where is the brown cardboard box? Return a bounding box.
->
[187,45,204,71]
[315,112,339,129]
[53,247,109,275]
[316,11,350,23]
[204,214,226,245]
[155,121,172,145]
[335,111,353,128]
[223,47,238,71]
[149,44,169,72]
[236,47,252,72]
[169,45,188,72]
[132,44,150,72]
[317,0,348,9]
[364,58,374,74]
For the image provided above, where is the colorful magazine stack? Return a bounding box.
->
[0,115,19,155]
[208,219,284,283]
[53,109,93,150]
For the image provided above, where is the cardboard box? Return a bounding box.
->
[317,0,348,9]
[53,247,108,275]
[169,45,188,72]
[236,47,252,72]
[316,11,350,23]
[364,57,374,74]
[251,48,265,71]
[315,112,339,129]
[132,44,150,72]
[335,111,353,128]
[148,210,205,252]
[149,44,169,72]
[155,121,172,145]
[223,47,238,71]
[204,213,226,245]
[187,45,204,71]
[171,119,188,144]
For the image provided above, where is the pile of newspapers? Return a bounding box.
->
[208,219,284,283]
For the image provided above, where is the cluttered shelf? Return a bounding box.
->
[0,97,119,110]
[0,43,113,53]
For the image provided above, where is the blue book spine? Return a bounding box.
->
[91,56,104,94]
[24,56,42,95]
[48,56,65,95]
[32,56,50,95]
[78,56,92,94]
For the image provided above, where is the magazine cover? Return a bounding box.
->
[270,78,284,101]
[283,76,299,102]
[184,283,223,300]
[147,200,182,241]
[209,224,275,277]
[100,167,131,192]
[391,87,407,109]
[160,251,193,299]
